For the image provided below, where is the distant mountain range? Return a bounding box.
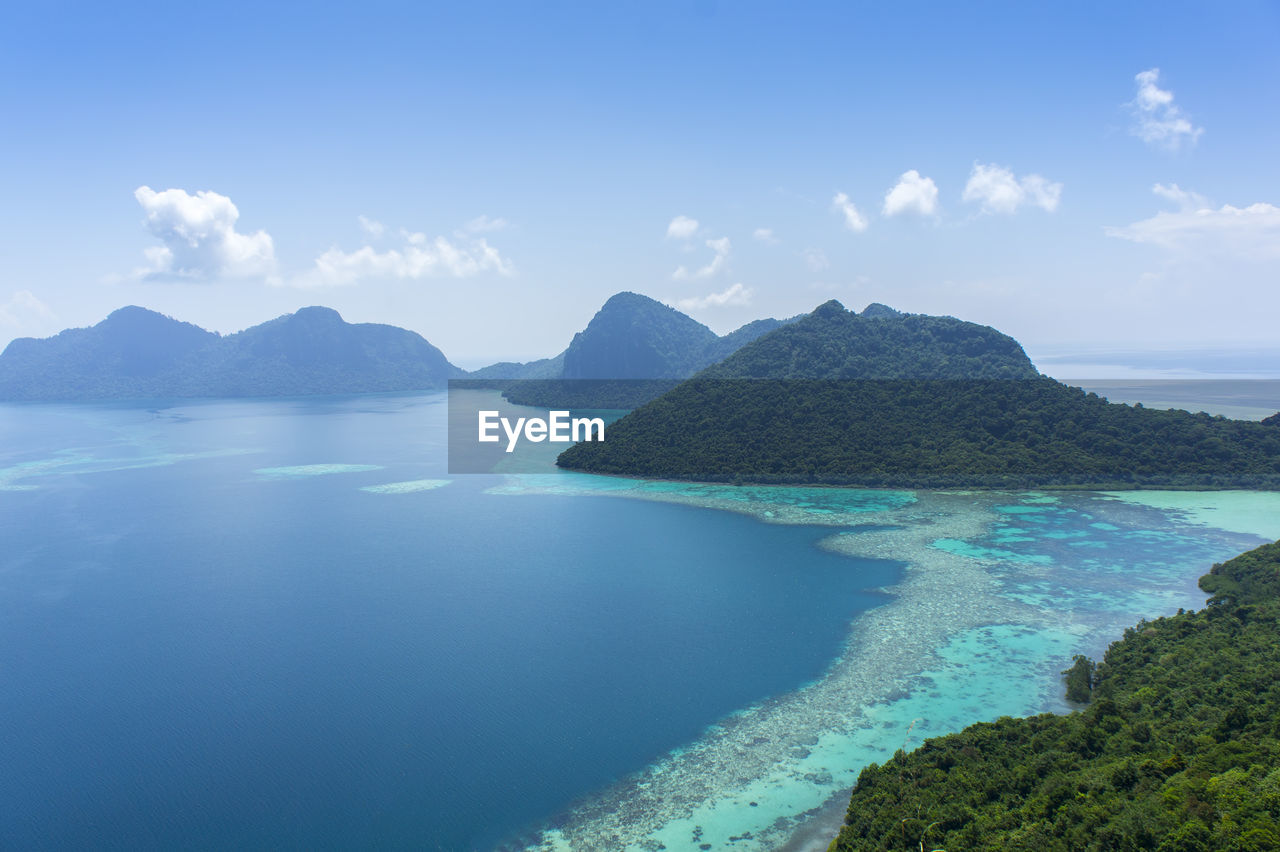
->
[0,305,462,400]
[558,300,1280,488]
[0,292,793,402]
[472,291,792,381]
[473,291,796,408]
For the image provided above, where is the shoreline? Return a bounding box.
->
[775,789,852,852]
[550,462,1280,492]
[494,478,1270,852]
[518,491,1062,850]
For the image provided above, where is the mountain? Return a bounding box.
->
[560,292,718,379]
[472,292,794,380]
[699,299,1039,380]
[557,301,1280,488]
[858,302,901,319]
[476,291,796,407]
[0,307,219,399]
[467,352,565,380]
[834,538,1280,851]
[0,306,463,401]
[185,306,462,396]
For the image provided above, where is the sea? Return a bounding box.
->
[3,390,1279,851]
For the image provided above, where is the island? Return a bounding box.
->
[557,300,1280,489]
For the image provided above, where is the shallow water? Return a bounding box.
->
[497,478,1272,850]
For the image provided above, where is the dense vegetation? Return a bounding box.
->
[557,377,1280,487]
[699,300,1039,381]
[832,539,1280,851]
[558,302,1280,488]
[0,305,463,400]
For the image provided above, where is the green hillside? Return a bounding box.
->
[557,302,1280,488]
[698,299,1038,380]
[832,539,1280,851]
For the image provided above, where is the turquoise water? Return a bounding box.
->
[494,481,1272,850]
[1,393,1274,851]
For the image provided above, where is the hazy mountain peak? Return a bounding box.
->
[860,303,902,319]
[288,305,345,323]
[472,291,794,383]
[600,291,664,310]
[99,305,214,336]
[561,291,717,380]
[811,299,848,319]
[105,305,168,321]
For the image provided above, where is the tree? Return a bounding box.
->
[1063,654,1096,703]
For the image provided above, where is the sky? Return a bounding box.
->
[1,1,1278,369]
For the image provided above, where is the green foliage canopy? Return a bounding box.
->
[832,540,1280,851]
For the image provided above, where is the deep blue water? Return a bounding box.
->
[0,395,901,850]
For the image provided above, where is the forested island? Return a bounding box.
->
[558,301,1280,489]
[832,539,1280,851]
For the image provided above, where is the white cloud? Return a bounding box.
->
[1128,68,1203,151]
[962,163,1062,214]
[1152,183,1209,211]
[666,215,700,240]
[293,229,514,288]
[802,247,830,271]
[133,186,276,280]
[463,214,508,233]
[831,192,868,232]
[0,290,55,333]
[358,215,386,239]
[674,282,752,311]
[882,170,939,217]
[1020,175,1062,212]
[673,236,730,280]
[1106,187,1280,260]
[753,227,778,244]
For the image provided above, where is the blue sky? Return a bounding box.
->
[2,1,1278,368]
